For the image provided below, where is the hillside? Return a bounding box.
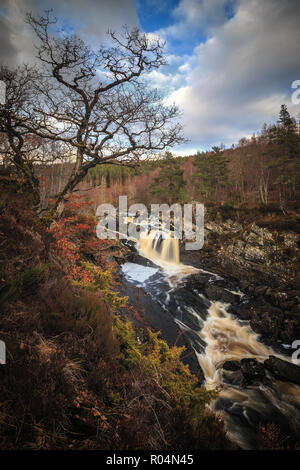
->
[0,172,234,450]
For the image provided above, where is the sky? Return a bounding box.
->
[1,0,300,154]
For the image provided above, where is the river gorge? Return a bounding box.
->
[119,225,300,449]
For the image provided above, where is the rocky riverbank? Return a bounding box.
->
[180,216,300,354]
[115,215,300,449]
[222,356,300,388]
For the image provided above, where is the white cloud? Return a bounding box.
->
[145,69,186,94]
[178,62,191,73]
[157,0,231,40]
[168,0,300,149]
[0,0,138,65]
[2,0,299,152]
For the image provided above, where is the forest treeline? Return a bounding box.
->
[36,104,300,214]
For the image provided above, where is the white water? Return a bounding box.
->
[138,229,180,265]
[121,262,159,284]
[137,228,199,283]
[196,301,275,390]
[123,224,300,448]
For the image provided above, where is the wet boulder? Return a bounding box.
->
[228,304,251,320]
[222,360,241,371]
[240,358,267,386]
[173,287,209,322]
[264,355,300,385]
[222,358,269,387]
[204,285,240,304]
[187,272,211,289]
[126,252,158,267]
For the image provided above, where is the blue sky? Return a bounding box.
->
[137,0,235,55]
[1,0,300,154]
[137,0,207,55]
[138,0,180,32]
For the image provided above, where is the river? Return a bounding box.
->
[120,228,300,449]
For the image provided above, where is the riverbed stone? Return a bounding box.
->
[264,356,300,385]
[204,285,240,304]
[222,360,241,371]
[228,304,251,320]
[240,358,267,386]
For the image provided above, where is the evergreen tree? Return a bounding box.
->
[149,151,188,204]
[192,146,230,200]
[267,104,300,210]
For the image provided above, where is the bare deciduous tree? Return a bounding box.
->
[22,11,185,214]
[0,65,67,209]
[0,65,42,205]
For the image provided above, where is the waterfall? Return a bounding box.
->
[196,301,275,390]
[195,301,300,448]
[122,225,300,449]
[138,229,180,265]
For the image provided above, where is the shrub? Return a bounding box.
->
[113,316,226,448]
[2,265,47,302]
[256,423,289,450]
[40,280,118,359]
[72,262,128,311]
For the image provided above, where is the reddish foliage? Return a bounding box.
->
[48,195,111,282]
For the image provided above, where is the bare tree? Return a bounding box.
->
[258,164,270,205]
[0,65,42,206]
[0,65,67,209]
[23,11,185,214]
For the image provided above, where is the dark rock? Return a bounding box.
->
[204,285,240,304]
[266,305,283,316]
[240,280,250,291]
[264,355,300,385]
[68,415,97,437]
[240,358,267,386]
[121,239,137,251]
[228,304,251,320]
[223,360,241,371]
[222,358,270,387]
[281,300,295,310]
[222,369,244,387]
[289,290,300,299]
[265,287,273,298]
[118,278,204,382]
[250,317,277,344]
[254,285,268,297]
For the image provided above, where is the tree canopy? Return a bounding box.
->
[192,146,230,200]
[150,151,187,204]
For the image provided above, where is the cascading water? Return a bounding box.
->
[194,301,300,448]
[121,223,300,449]
[196,301,274,390]
[138,229,180,265]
